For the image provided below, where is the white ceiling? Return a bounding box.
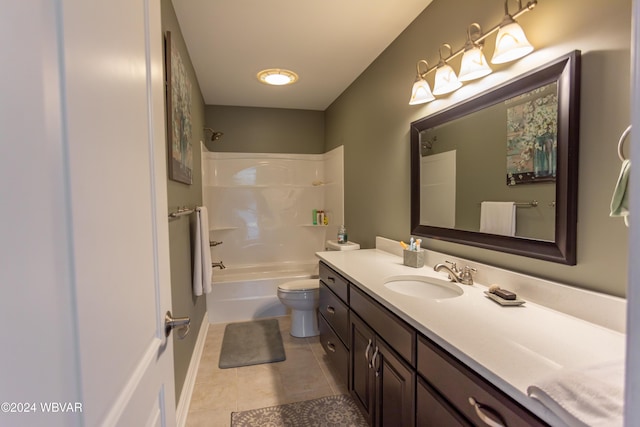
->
[171,0,434,111]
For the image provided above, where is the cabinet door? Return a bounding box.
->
[374,339,416,427]
[350,313,375,425]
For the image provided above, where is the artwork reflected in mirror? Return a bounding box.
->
[411,51,580,264]
[418,82,557,242]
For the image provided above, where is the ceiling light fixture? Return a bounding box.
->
[257,68,299,86]
[408,0,537,105]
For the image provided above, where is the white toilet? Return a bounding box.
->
[277,279,321,337]
[278,240,360,337]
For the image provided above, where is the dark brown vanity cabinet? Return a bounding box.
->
[317,261,547,427]
[350,287,416,427]
[350,312,415,427]
[417,335,548,427]
[318,262,350,386]
[417,376,473,426]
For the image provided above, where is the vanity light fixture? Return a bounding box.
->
[257,68,299,86]
[433,44,463,96]
[409,60,435,105]
[491,0,534,64]
[408,0,537,105]
[458,24,492,82]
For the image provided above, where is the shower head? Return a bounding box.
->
[204,127,224,141]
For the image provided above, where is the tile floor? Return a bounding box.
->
[185,315,348,426]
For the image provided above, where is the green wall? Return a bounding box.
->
[325,0,631,297]
[204,105,325,154]
[161,0,207,404]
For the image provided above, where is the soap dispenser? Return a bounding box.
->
[338,225,348,244]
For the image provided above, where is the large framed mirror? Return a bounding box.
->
[410,51,580,265]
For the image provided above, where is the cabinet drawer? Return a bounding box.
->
[350,285,415,367]
[319,282,349,346]
[417,376,472,427]
[319,314,348,385]
[417,335,548,427]
[319,262,349,303]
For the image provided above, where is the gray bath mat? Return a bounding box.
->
[231,394,367,426]
[219,318,286,368]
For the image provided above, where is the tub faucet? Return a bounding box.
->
[212,261,226,270]
[434,261,476,285]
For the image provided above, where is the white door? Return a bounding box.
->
[0,1,178,426]
[420,150,457,228]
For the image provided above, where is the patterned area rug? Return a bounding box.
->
[231,395,368,426]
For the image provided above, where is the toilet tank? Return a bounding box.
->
[326,240,360,251]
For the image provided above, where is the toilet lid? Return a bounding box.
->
[278,279,319,292]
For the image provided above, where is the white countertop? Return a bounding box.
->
[316,246,626,425]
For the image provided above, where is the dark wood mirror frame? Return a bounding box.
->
[410,51,580,265]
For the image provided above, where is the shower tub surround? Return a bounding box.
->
[202,148,344,323]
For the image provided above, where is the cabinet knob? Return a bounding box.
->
[326,341,336,353]
[468,397,506,427]
[365,339,372,365]
[326,305,335,314]
[327,276,336,283]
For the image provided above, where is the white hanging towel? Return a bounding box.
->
[193,206,213,296]
[480,201,516,236]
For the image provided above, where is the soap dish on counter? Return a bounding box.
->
[484,291,526,306]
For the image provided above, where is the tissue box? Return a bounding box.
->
[403,249,425,268]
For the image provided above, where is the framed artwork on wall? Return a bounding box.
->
[505,82,558,186]
[165,31,193,185]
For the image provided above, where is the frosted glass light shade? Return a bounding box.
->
[491,21,534,64]
[257,68,299,85]
[432,64,462,96]
[459,47,492,82]
[409,78,435,105]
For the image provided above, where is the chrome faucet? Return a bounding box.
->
[434,261,476,285]
[212,261,226,270]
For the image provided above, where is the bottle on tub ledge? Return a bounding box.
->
[337,225,348,244]
[313,209,327,226]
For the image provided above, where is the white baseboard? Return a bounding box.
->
[176,313,209,427]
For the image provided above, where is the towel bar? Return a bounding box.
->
[478,201,538,208]
[169,206,195,218]
[515,201,538,208]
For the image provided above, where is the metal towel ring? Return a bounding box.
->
[617,125,632,161]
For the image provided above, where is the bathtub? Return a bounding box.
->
[206,261,319,324]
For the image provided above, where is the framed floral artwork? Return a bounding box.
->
[505,82,558,186]
[165,31,193,185]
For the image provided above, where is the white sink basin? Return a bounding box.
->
[383,275,463,300]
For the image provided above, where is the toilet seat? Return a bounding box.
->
[277,279,319,293]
